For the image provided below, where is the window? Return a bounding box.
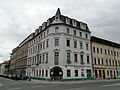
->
[46,40,49,48]
[75,70,78,77]
[39,55,41,63]
[47,29,49,35]
[105,49,107,54]
[94,58,96,65]
[66,28,70,34]
[41,33,43,39]
[54,52,59,65]
[40,43,42,50]
[39,70,41,77]
[87,55,90,63]
[55,27,59,33]
[100,48,102,54]
[67,53,70,61]
[43,41,45,49]
[80,55,84,63]
[109,59,111,66]
[73,30,76,35]
[67,70,71,77]
[106,59,108,65]
[86,43,89,50]
[111,51,113,55]
[101,59,104,65]
[44,32,45,37]
[114,51,116,56]
[46,53,48,63]
[74,40,77,48]
[74,54,78,62]
[85,33,88,38]
[93,47,95,53]
[55,38,59,46]
[66,39,70,47]
[46,70,48,77]
[42,70,44,77]
[43,54,45,63]
[113,60,115,66]
[80,42,83,49]
[97,48,99,53]
[98,58,100,65]
[108,50,110,55]
[79,32,82,37]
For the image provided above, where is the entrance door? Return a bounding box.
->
[50,66,63,80]
[86,70,92,79]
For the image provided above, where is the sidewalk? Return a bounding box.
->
[26,79,120,84]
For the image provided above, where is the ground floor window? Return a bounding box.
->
[46,70,48,77]
[67,70,71,77]
[75,70,78,77]
[42,70,44,77]
[39,70,41,77]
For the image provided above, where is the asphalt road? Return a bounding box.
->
[0,77,120,90]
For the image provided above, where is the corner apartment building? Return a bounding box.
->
[91,36,120,79]
[26,8,92,80]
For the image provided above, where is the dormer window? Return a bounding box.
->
[56,17,59,21]
[72,20,77,26]
[66,18,70,24]
[80,23,86,30]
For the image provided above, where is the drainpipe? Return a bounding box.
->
[90,40,94,79]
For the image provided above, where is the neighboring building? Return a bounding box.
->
[15,38,29,75]
[26,8,92,80]
[9,47,18,75]
[10,36,29,75]
[91,36,120,79]
[0,60,10,76]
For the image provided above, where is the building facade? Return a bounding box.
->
[91,36,120,79]
[10,35,29,75]
[26,8,92,80]
[10,47,18,75]
[0,60,10,76]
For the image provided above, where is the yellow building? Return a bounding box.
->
[91,36,120,79]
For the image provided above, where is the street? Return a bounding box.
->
[0,77,120,90]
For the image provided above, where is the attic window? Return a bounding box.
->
[56,17,58,19]
[56,17,58,21]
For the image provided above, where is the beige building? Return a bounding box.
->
[91,36,120,79]
[10,47,18,75]
[10,36,29,75]
[15,41,28,75]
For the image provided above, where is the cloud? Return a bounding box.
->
[0,0,120,63]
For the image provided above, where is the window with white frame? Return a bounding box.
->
[55,38,59,46]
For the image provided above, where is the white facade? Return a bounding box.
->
[26,8,92,80]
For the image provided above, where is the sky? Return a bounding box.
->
[0,0,120,63]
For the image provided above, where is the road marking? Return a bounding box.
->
[100,83,120,87]
[0,83,2,87]
[49,85,59,86]
[8,88,21,90]
[32,85,43,88]
[65,87,86,90]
